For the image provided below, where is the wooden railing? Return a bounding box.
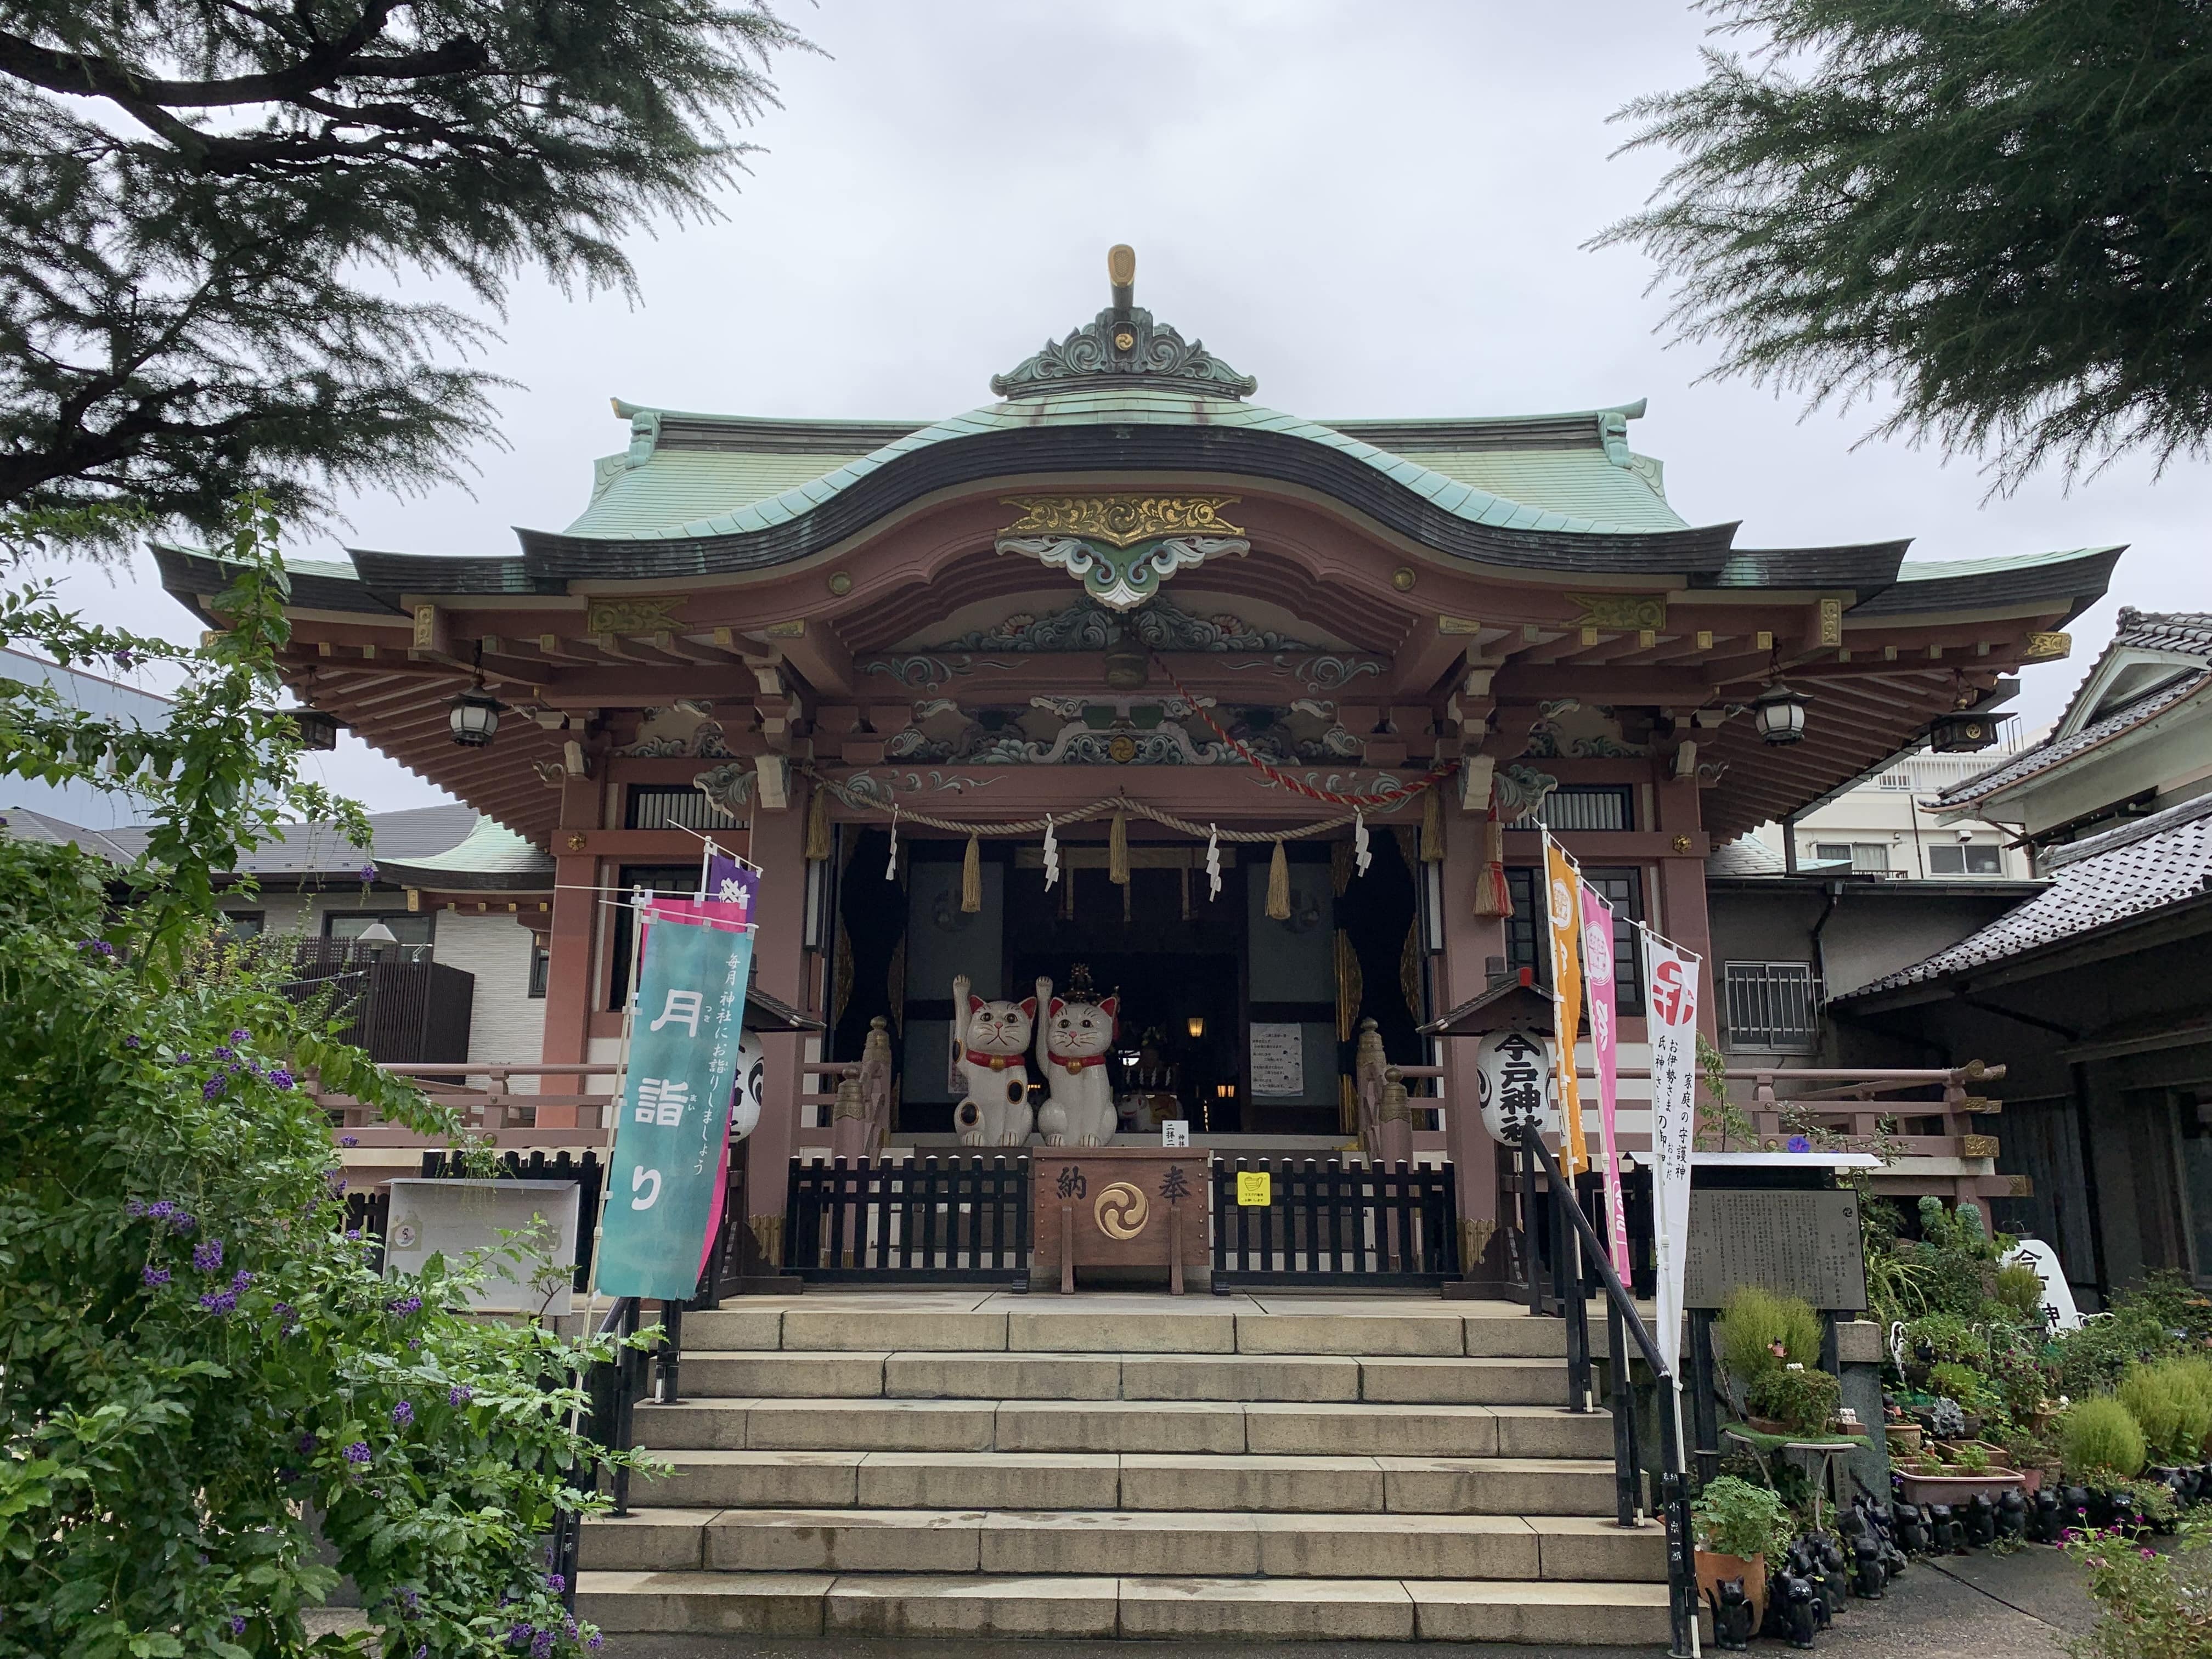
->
[318,1063,620,1148]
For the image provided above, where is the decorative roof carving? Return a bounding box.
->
[1001,493,1243,548]
[991,250,1255,399]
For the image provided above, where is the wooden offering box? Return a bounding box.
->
[1032,1147,1210,1294]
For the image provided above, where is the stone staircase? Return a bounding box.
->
[575,1293,1674,1644]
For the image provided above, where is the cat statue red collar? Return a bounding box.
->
[1034,973,1119,1147]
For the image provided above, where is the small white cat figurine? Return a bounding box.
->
[1034,973,1120,1147]
[950,973,1035,1146]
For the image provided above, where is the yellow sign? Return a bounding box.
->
[1235,1171,1272,1207]
[1543,832,1590,1178]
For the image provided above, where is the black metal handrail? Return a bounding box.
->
[1518,1124,1697,1659]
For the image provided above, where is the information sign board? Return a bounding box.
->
[1683,1188,1867,1311]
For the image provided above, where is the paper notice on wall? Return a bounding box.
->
[1249,1022,1305,1097]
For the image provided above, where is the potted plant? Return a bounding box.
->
[1746,1363,1844,1437]
[1692,1475,1790,1627]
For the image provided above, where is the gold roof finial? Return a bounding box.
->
[1108,244,1135,317]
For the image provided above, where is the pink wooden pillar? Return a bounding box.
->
[537,772,606,1124]
[744,782,811,1243]
[1440,804,1509,1266]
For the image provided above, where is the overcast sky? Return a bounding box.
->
[48,0,2212,812]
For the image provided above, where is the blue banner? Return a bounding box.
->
[597,910,754,1300]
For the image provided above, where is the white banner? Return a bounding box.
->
[1640,923,1703,1379]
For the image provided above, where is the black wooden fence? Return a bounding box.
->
[1210,1158,1460,1289]
[284,943,473,1064]
[783,1156,1031,1286]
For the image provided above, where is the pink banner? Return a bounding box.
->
[1579,885,1633,1279]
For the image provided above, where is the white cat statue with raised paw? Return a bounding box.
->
[950,973,1035,1147]
[1034,974,1120,1147]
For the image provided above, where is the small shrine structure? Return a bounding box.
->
[158,248,2117,1277]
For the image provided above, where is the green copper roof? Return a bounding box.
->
[563,389,1685,540]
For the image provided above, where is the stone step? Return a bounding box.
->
[644,1449,1617,1516]
[675,1349,1568,1406]
[677,1304,1598,1361]
[631,1398,1616,1460]
[576,1568,1681,1643]
[581,1506,1665,1582]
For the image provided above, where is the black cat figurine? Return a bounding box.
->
[1882,1538,1910,1580]
[1964,1493,1997,1548]
[1850,1533,1887,1599]
[1775,1571,1819,1650]
[1707,1577,1755,1652]
[1926,1502,1962,1554]
[1814,1536,1849,1617]
[2031,1488,2066,1545]
[1995,1489,2029,1542]
[1894,1502,1930,1555]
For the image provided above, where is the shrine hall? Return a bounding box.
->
[157,247,2114,1283]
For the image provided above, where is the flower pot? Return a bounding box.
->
[1894,1468,2026,1506]
[1887,1422,1925,1454]
[1696,1550,1768,1628]
[2019,1467,2045,1497]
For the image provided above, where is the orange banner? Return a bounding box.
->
[1542,832,1589,1177]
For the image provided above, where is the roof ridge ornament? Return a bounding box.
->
[990,245,1258,401]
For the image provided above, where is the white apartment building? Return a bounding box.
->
[1748,736,2034,880]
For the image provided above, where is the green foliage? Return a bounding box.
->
[1996,1262,2050,1322]
[1928,1361,2000,1419]
[1906,1311,1991,1367]
[1951,1442,1992,1475]
[1747,1364,1842,1435]
[0,528,651,1655]
[1716,1285,1824,1381]
[1599,0,2212,493]
[2050,1276,2212,1400]
[2067,1513,2212,1659]
[2062,1397,2150,1482]
[0,1,810,532]
[2119,1360,2212,1465]
[1692,1475,1795,1561]
[1694,1031,1756,1150]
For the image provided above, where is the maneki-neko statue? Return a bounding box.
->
[1035,964,1120,1147]
[950,975,1035,1146]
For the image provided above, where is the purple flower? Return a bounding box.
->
[124,1036,140,1048]
[359,864,379,883]
[126,1199,145,1217]
[545,1573,566,1594]
[79,939,114,956]
[170,1212,195,1234]
[199,1290,238,1315]
[268,1069,295,1090]
[339,1135,359,1147]
[202,1077,227,1100]
[343,1441,371,1465]
[397,1588,420,1615]
[297,1432,318,1456]
[416,1647,428,1659]
[193,1240,223,1272]
[507,1623,534,1649]
[449,1385,472,1406]
[277,1465,298,1484]
[387,1295,422,1316]
[230,1029,249,1042]
[231,1268,252,1292]
[147,1200,174,1220]
[212,1046,233,1062]
[1787,1134,1812,1153]
[344,1229,361,1242]
[176,1052,193,1063]
[228,1615,246,1635]
[532,1630,555,1659]
[588,1634,603,1651]
[392,1400,414,1427]
[142,1265,171,1287]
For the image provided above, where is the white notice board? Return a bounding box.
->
[1249,1022,1305,1097]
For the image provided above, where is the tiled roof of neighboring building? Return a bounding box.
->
[1934,607,2212,809]
[0,807,136,860]
[99,803,478,874]
[1706,833,1788,876]
[1842,791,2212,996]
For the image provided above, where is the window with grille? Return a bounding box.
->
[1502,866,1645,1015]
[1722,961,1823,1052]
[1513,785,1633,832]
[625,783,724,832]
[1877,771,1916,791]
[1928,843,2004,876]
[1810,842,1891,873]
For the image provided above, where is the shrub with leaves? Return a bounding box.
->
[0,511,647,1656]
[2120,1360,2212,1466]
[1693,1475,1795,1561]
[2067,1515,2212,1659]
[2062,1397,2150,1483]
[1716,1285,1824,1383]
